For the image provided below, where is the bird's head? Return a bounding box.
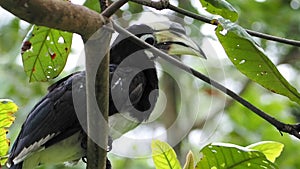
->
[109,21,206,121]
[110,21,206,64]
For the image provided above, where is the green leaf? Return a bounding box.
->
[84,0,100,13]
[0,99,18,166]
[196,143,278,169]
[247,141,284,163]
[22,25,73,82]
[199,0,238,22]
[151,140,181,169]
[183,151,195,169]
[215,19,300,105]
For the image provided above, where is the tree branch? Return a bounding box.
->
[0,0,107,40]
[86,0,109,167]
[101,0,129,17]
[130,0,300,47]
[0,0,127,41]
[85,28,111,169]
[85,0,128,169]
[245,29,300,47]
[130,0,169,10]
[85,0,120,168]
[169,4,300,47]
[112,21,300,139]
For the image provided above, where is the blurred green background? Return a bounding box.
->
[1,0,300,168]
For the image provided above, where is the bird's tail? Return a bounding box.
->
[8,162,22,169]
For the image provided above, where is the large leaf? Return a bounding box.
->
[22,25,72,82]
[196,143,278,169]
[152,140,181,169]
[0,99,18,166]
[247,141,284,163]
[215,19,300,104]
[199,0,238,22]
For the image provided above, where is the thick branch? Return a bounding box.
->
[0,0,107,40]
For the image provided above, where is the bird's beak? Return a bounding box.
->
[154,30,207,59]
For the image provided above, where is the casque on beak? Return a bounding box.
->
[154,30,207,59]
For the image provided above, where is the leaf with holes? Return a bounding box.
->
[0,99,18,166]
[196,143,278,169]
[247,141,284,163]
[215,19,300,105]
[22,25,72,82]
[152,140,181,169]
[199,0,238,22]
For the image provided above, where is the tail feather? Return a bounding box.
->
[9,162,22,169]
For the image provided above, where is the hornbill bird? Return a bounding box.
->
[7,22,206,169]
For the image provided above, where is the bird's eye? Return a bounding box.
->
[140,34,156,45]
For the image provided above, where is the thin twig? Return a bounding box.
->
[101,0,128,17]
[169,4,300,47]
[130,0,169,10]
[246,29,300,47]
[130,0,300,47]
[112,21,300,139]
[167,4,212,24]
[192,79,252,130]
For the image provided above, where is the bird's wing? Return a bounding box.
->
[9,71,85,165]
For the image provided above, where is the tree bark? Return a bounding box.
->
[0,0,106,40]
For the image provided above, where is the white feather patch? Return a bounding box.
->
[109,112,140,140]
[13,133,57,164]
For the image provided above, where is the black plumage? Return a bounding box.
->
[8,22,205,169]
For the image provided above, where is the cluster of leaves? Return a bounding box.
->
[152,140,284,169]
[0,99,18,166]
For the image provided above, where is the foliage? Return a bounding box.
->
[246,141,284,163]
[0,99,18,166]
[0,0,300,169]
[152,140,181,169]
[22,25,72,82]
[151,140,283,169]
[199,0,238,22]
[215,18,300,104]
